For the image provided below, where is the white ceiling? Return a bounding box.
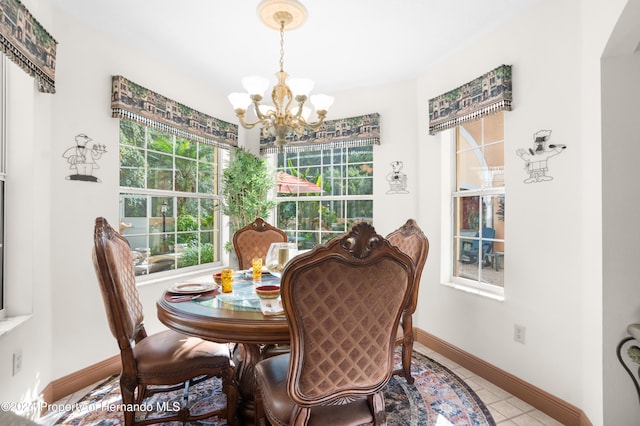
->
[51,0,538,96]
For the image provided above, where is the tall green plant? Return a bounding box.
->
[221,148,275,250]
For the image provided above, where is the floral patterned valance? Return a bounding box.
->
[428,65,512,135]
[111,75,238,149]
[0,0,57,93]
[260,112,380,154]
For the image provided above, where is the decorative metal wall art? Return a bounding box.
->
[62,133,107,182]
[516,130,566,184]
[386,161,408,194]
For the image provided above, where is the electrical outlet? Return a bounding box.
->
[12,350,22,376]
[514,324,526,344]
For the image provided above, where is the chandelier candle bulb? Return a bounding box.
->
[310,94,334,112]
[228,92,252,111]
[242,76,270,97]
[288,78,314,97]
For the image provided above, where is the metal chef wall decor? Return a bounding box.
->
[386,161,409,194]
[62,133,107,182]
[516,130,567,184]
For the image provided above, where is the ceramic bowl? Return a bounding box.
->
[255,285,281,299]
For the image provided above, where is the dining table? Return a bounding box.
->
[156,271,289,425]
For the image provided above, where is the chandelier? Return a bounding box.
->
[228,0,334,150]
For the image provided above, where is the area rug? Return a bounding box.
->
[53,350,494,425]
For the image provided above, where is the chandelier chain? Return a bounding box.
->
[279,21,285,73]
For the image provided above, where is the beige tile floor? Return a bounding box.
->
[37,342,565,425]
[414,343,564,425]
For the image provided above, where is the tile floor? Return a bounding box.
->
[414,343,564,425]
[37,342,565,425]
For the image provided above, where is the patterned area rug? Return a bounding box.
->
[53,350,494,425]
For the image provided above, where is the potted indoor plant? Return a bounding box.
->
[221,147,276,253]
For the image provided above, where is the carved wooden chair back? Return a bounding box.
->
[256,222,414,425]
[233,217,288,270]
[386,218,429,384]
[92,217,237,425]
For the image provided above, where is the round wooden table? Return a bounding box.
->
[157,275,289,425]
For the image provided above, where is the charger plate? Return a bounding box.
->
[169,282,218,294]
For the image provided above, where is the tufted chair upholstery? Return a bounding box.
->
[92,217,238,426]
[233,217,288,270]
[386,219,429,384]
[255,222,415,425]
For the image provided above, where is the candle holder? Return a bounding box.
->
[265,242,298,277]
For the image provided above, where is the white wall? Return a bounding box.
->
[0,0,55,414]
[418,0,584,399]
[47,8,240,379]
[413,0,623,424]
[0,2,240,403]
[329,80,419,236]
[0,55,55,415]
[602,50,640,424]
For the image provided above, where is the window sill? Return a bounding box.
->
[0,314,32,338]
[441,281,505,302]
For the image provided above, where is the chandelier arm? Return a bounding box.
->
[234,106,273,130]
[291,98,306,119]
[252,99,268,121]
[300,111,328,131]
[236,115,264,129]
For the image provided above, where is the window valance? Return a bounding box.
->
[260,112,380,154]
[428,65,512,135]
[0,0,57,93]
[111,75,238,149]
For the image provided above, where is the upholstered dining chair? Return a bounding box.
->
[255,222,415,425]
[233,217,288,270]
[386,218,429,384]
[92,217,238,426]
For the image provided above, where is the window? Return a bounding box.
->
[0,56,5,317]
[119,120,221,276]
[452,112,505,294]
[275,146,374,249]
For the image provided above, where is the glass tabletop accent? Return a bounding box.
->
[194,273,281,312]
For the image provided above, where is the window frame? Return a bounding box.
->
[118,121,223,281]
[443,114,505,300]
[0,56,5,318]
[272,145,375,249]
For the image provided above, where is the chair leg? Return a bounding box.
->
[402,342,414,385]
[221,366,239,426]
[119,376,137,426]
[254,384,266,426]
[401,313,415,384]
[368,391,386,426]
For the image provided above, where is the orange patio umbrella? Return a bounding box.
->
[276,171,323,194]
